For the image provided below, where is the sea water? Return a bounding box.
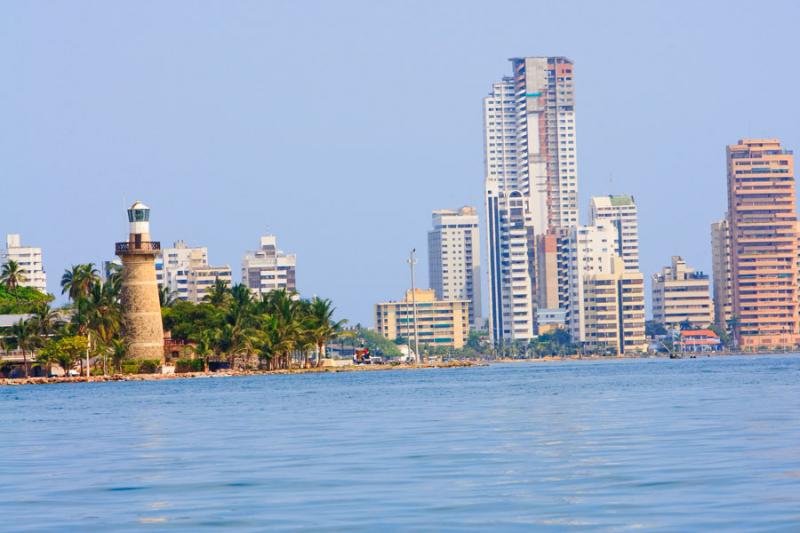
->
[2,356,799,531]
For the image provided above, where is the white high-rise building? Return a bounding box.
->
[2,234,47,293]
[428,207,482,329]
[589,195,640,271]
[484,57,579,343]
[158,240,231,303]
[563,221,617,343]
[160,240,208,300]
[242,235,297,297]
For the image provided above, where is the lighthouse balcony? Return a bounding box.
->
[115,241,161,255]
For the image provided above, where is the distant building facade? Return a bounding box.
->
[710,217,733,329]
[651,256,714,329]
[2,234,47,293]
[428,207,481,329]
[375,288,470,349]
[242,235,297,297]
[159,240,231,303]
[187,265,233,303]
[563,221,618,343]
[582,257,647,355]
[484,56,579,345]
[726,139,800,349]
[589,195,640,271]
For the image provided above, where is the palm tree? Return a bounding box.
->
[192,331,215,371]
[84,280,123,351]
[9,318,36,377]
[61,263,100,302]
[263,290,304,369]
[159,286,178,308]
[204,277,230,307]
[0,260,27,290]
[108,338,128,373]
[307,297,349,367]
[30,302,61,337]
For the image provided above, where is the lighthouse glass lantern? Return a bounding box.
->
[127,201,151,249]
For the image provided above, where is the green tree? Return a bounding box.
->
[0,260,27,290]
[38,336,89,376]
[159,286,178,308]
[30,302,61,336]
[307,297,349,367]
[645,320,668,337]
[8,318,37,377]
[107,338,128,373]
[60,263,100,302]
[204,277,231,307]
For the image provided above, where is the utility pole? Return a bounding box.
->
[407,249,421,363]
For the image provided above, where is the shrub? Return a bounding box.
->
[175,358,204,373]
[120,359,161,374]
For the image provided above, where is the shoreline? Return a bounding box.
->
[0,360,482,386]
[2,351,797,386]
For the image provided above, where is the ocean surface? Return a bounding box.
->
[2,356,800,531]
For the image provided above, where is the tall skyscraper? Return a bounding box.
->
[242,235,297,297]
[589,195,640,271]
[726,139,800,349]
[710,217,732,328]
[427,207,481,329]
[2,234,47,293]
[484,56,578,343]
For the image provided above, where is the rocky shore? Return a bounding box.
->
[0,360,481,386]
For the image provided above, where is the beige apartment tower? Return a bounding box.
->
[726,139,800,349]
[582,257,647,355]
[115,201,164,361]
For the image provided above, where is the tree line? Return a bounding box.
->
[0,261,348,376]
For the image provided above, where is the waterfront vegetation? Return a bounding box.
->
[0,261,349,377]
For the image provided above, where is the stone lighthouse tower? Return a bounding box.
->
[115,201,164,362]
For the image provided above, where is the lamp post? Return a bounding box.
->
[86,331,91,381]
[407,249,420,363]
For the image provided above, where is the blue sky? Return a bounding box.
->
[2,1,799,325]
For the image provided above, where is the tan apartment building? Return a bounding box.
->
[651,256,714,329]
[726,139,800,350]
[710,218,733,328]
[375,289,470,349]
[187,265,233,303]
[583,257,647,355]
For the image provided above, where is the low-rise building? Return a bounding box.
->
[652,256,714,329]
[375,289,470,349]
[2,234,47,293]
[676,329,722,352]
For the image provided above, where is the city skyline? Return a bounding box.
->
[4,1,800,325]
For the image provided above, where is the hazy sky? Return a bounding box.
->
[3,1,800,325]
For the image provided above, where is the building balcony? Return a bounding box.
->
[115,241,161,255]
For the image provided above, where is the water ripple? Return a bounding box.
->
[1,355,799,530]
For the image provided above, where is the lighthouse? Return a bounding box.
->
[115,201,164,362]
